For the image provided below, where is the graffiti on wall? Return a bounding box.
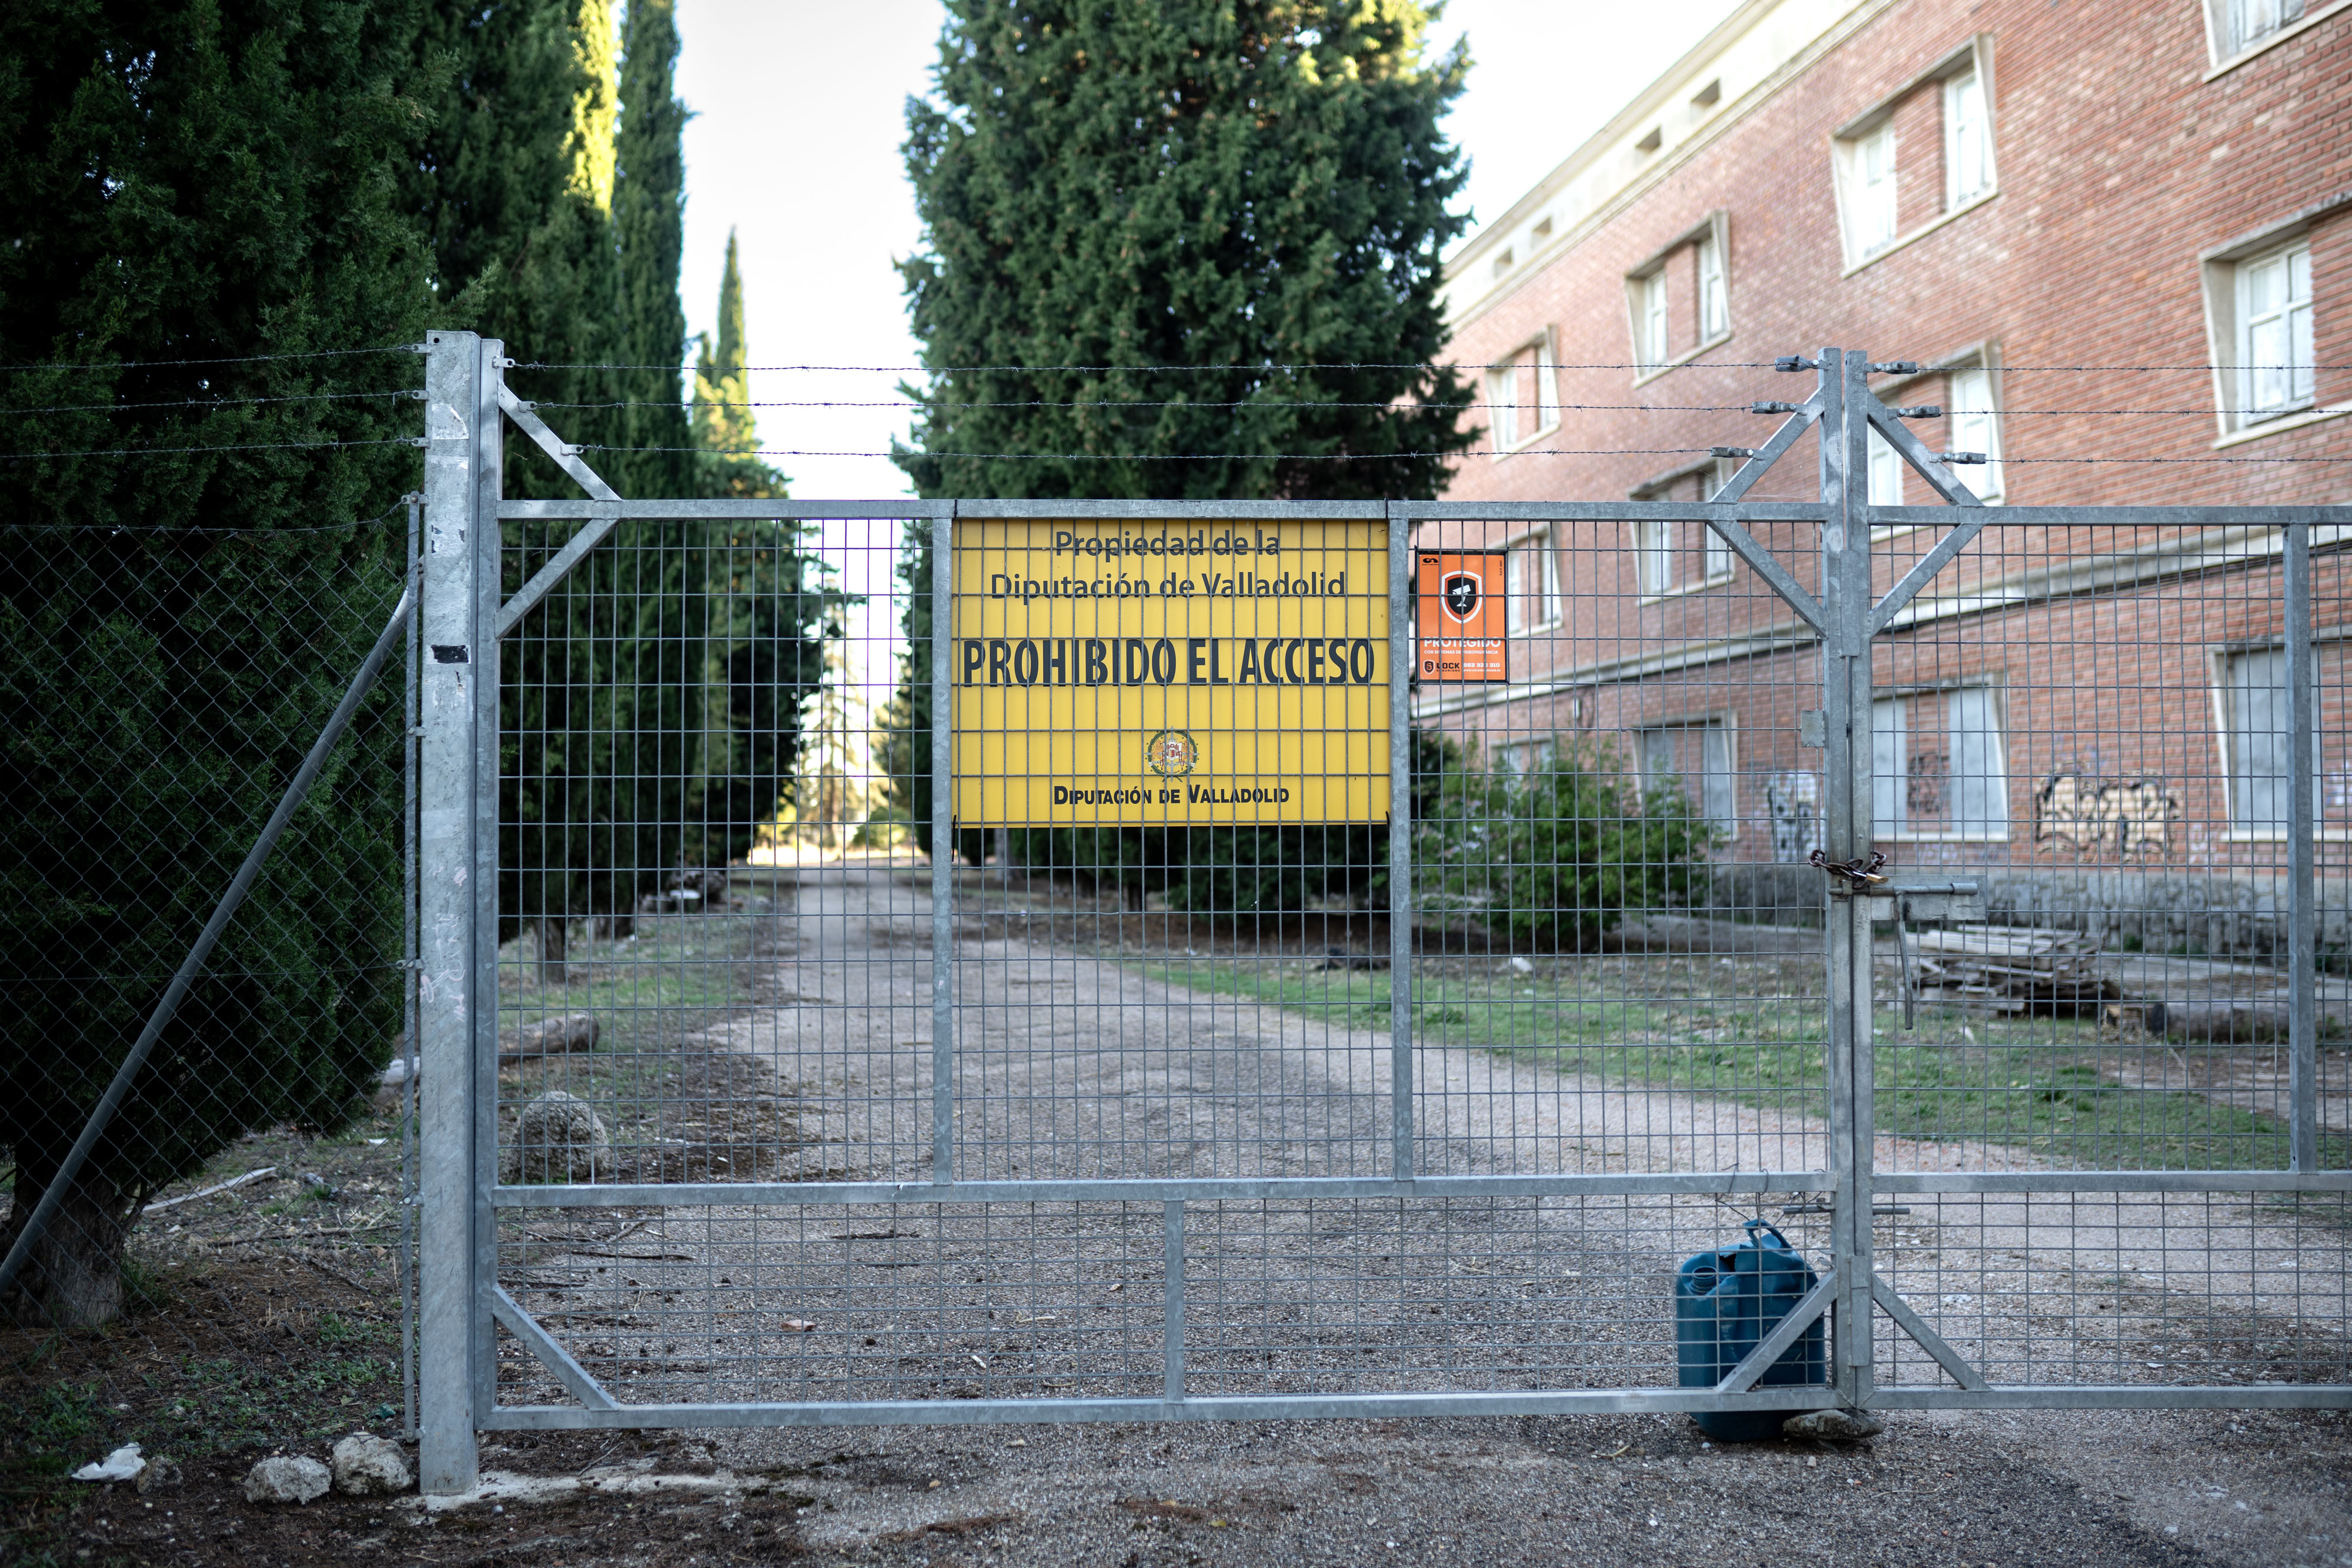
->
[1766,771,1821,860]
[2035,768,2177,857]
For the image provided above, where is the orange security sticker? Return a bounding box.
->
[1415,550,1506,682]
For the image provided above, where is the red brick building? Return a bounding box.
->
[1419,0,2348,947]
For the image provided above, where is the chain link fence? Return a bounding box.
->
[1,511,422,1528]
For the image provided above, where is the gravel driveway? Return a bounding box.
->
[471,862,2350,1564]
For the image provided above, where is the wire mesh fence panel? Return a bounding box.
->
[415,339,2350,1467]
[1862,522,2343,1178]
[1406,513,1832,1185]
[1862,1192,2352,1392]
[496,511,918,1193]
[0,515,422,1459]
[947,510,1396,1185]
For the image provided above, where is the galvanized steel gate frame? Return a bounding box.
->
[412,331,2348,1494]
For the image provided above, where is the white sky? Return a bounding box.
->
[669,0,1743,670]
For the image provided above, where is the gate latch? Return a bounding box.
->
[1809,849,1886,891]
[1863,879,1984,924]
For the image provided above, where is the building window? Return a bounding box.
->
[2239,241,2314,421]
[2216,0,2306,56]
[1485,339,1561,456]
[1496,737,1552,775]
[1872,686,2009,840]
[2220,647,2318,835]
[1637,721,1738,839]
[1943,71,1993,206]
[1946,365,2003,500]
[1835,40,1999,269]
[1505,529,1561,633]
[1628,515,1733,599]
[1624,213,1732,379]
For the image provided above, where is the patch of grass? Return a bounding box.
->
[498,908,767,1050]
[1149,957,2341,1171]
[158,1353,398,1453]
[6,1385,108,1482]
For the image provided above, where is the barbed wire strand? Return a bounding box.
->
[0,345,420,374]
[15,390,425,416]
[536,395,2346,418]
[512,359,2352,375]
[0,436,420,460]
[0,498,414,534]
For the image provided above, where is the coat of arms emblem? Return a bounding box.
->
[1441,570,1482,623]
[1145,729,1199,778]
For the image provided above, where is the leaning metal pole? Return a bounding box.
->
[0,579,417,1306]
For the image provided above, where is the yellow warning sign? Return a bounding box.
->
[950,518,1389,825]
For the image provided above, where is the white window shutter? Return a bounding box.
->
[1947,687,2009,837]
[1700,723,1738,835]
[1536,342,1561,431]
[1697,236,1727,339]
[1488,368,1518,451]
[1859,125,1898,252]
[1944,72,1989,206]
[1948,367,2002,501]
[2226,648,2314,833]
[1872,697,1907,835]
[1868,426,1904,507]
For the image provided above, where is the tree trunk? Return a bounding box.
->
[3,1161,136,1330]
[539,916,568,987]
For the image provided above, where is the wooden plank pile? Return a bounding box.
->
[1905,925,2119,1015]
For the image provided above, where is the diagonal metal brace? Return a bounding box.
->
[1863,394,1982,509]
[1702,402,1828,633]
[499,385,620,503]
[489,1283,620,1411]
[1716,1272,1839,1395]
[495,386,625,638]
[1710,400,1821,506]
[1860,391,1990,633]
[1870,1273,1990,1391]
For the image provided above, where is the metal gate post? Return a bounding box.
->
[469,343,506,1429]
[931,508,957,1185]
[1817,346,1877,1406]
[1388,503,1415,1182]
[2284,517,2317,1171]
[418,330,486,1494]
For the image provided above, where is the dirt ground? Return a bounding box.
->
[7,858,2348,1566]
[16,1402,2352,1566]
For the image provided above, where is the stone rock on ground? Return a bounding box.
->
[1783,1409,1886,1441]
[506,1089,612,1182]
[330,1433,411,1496]
[242,1456,330,1504]
[134,1456,183,1495]
[497,1012,600,1064]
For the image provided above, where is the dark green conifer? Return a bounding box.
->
[0,0,432,1324]
[882,0,1475,881]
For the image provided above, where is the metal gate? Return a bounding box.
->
[413,331,2348,1493]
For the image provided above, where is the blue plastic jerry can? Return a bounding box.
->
[1675,1218,1828,1441]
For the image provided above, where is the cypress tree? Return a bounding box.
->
[0,0,432,1323]
[691,229,783,501]
[883,0,1475,882]
[608,0,691,501]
